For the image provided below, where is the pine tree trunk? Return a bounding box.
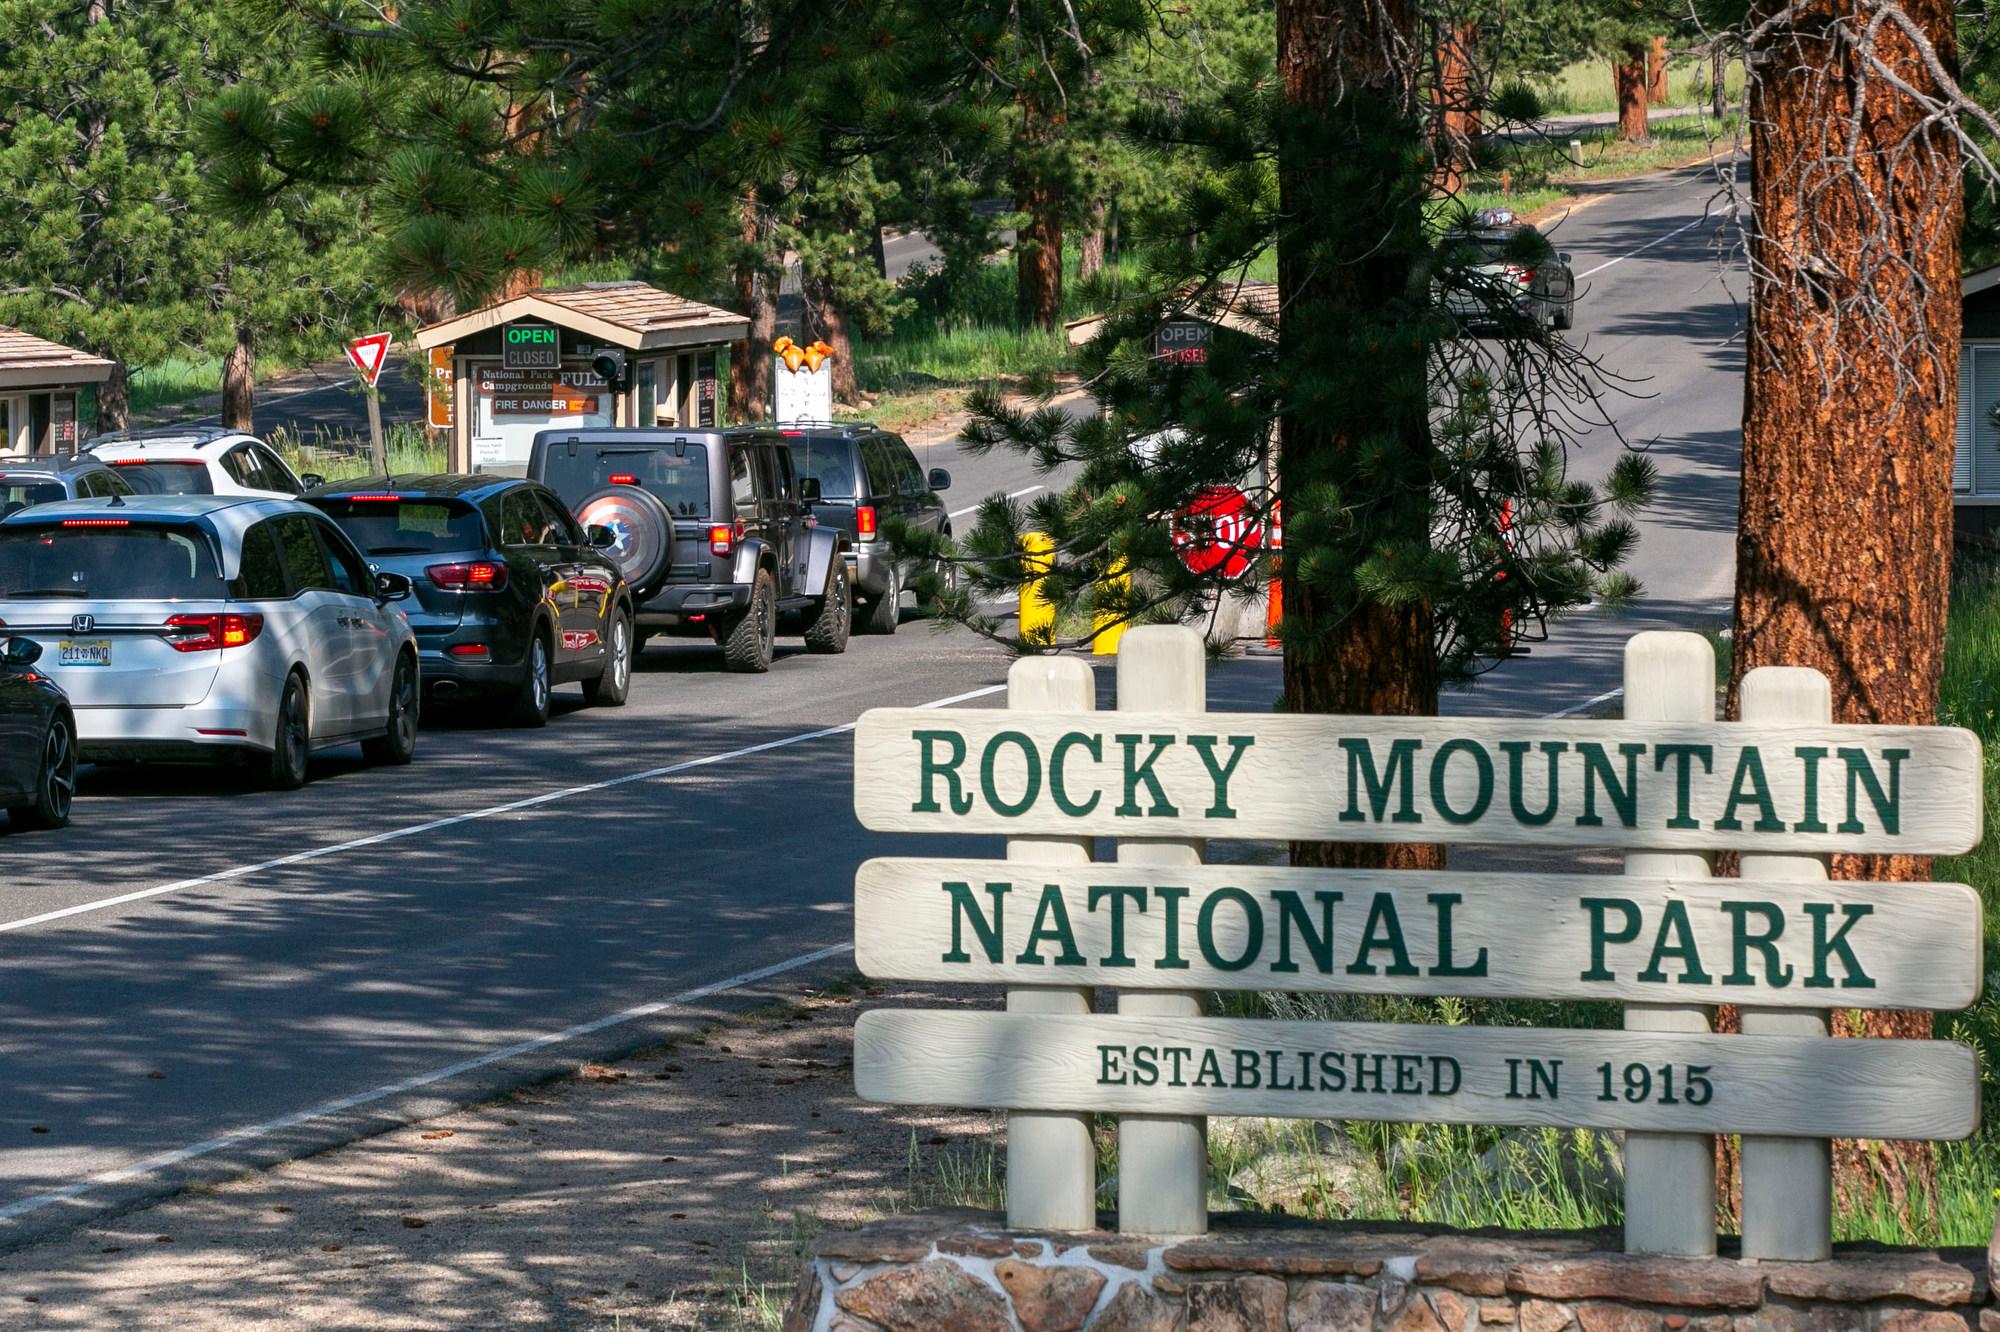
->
[869,224,890,282]
[806,274,860,406]
[1078,196,1108,283]
[731,200,776,421]
[1433,24,1476,194]
[221,328,254,433]
[1277,0,1442,874]
[1647,35,1670,105]
[1711,45,1728,116]
[1614,45,1651,142]
[1014,185,1063,330]
[1729,0,1961,1210]
[98,361,130,432]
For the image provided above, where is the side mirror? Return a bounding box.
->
[928,468,952,492]
[374,571,413,603]
[799,476,822,503]
[587,524,618,549]
[1558,253,1572,264]
[3,637,41,667]
[301,472,327,489]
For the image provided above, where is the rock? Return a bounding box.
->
[1387,1296,1448,1332]
[781,1265,823,1332]
[1875,1314,1974,1332]
[1989,1206,2000,1302]
[993,1260,1104,1332]
[1508,1258,1765,1310]
[1519,1301,1576,1332]
[1761,1253,1978,1307]
[1419,1243,1517,1298]
[1982,1312,2000,1332]
[1089,1242,1155,1270]
[1226,1143,1382,1216]
[1091,1282,1182,1332]
[1286,1281,1372,1332]
[1480,1302,1520,1326]
[941,1232,1024,1259]
[833,1261,1010,1332]
[831,1262,863,1283]
[1182,1274,1286,1332]
[1432,1290,1478,1332]
[1163,1233,1390,1279]
[1575,1305,1660,1332]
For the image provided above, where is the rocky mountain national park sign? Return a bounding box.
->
[844,627,1986,1263]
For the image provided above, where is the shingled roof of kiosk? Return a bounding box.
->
[0,327,115,387]
[1063,279,1280,348]
[411,281,750,352]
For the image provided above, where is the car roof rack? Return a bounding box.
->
[84,425,243,451]
[750,419,877,432]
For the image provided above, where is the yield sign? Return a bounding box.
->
[345,332,393,387]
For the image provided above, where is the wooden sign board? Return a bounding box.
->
[855,1010,1980,1140]
[852,711,1983,854]
[854,859,1984,1010]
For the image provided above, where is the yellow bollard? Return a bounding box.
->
[1092,558,1129,655]
[1019,531,1055,646]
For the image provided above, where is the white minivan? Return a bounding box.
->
[0,494,419,788]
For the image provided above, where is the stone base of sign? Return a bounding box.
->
[780,1210,1992,1332]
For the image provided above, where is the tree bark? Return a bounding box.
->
[731,199,776,422]
[1276,0,1442,873]
[1711,44,1729,117]
[806,273,860,406]
[1729,0,1962,1209]
[869,224,890,283]
[220,327,254,433]
[1647,35,1671,105]
[98,361,129,432]
[1614,44,1651,142]
[1433,24,1477,194]
[1078,196,1108,283]
[1014,183,1063,329]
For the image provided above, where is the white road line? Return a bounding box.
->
[1573,214,1711,281]
[949,484,1044,520]
[0,942,856,1224]
[1545,686,1624,719]
[0,682,1007,937]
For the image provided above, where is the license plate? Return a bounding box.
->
[59,640,110,667]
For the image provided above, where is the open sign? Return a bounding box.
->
[503,322,562,371]
[1154,321,1212,365]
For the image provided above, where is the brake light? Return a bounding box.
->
[1504,265,1536,282]
[165,613,263,652]
[856,506,877,539]
[447,643,491,660]
[780,430,804,437]
[608,473,639,485]
[345,494,407,502]
[62,518,129,527]
[111,458,201,466]
[710,524,733,556]
[428,561,508,590]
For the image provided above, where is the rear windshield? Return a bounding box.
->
[0,523,226,600]
[540,444,711,518]
[311,497,486,555]
[110,462,214,495]
[0,479,67,515]
[785,436,857,500]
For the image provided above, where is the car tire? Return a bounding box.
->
[860,564,901,635]
[265,674,311,791]
[362,652,420,765]
[583,605,633,706]
[9,711,76,831]
[803,561,851,655]
[721,570,776,673]
[576,486,675,599]
[510,628,554,728]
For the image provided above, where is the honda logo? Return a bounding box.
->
[70,614,93,634]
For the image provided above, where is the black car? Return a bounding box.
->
[0,454,138,518]
[1439,207,1576,334]
[749,423,952,635]
[0,637,76,830]
[305,474,634,727]
[526,427,850,673]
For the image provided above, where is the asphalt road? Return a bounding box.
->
[0,161,1744,1248]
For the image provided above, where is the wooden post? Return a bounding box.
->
[364,388,387,475]
[1003,655,1099,1231]
[1738,666,1834,1260]
[1621,631,1718,1256]
[1114,625,1208,1235]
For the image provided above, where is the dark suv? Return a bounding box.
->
[305,474,634,726]
[748,423,951,634]
[0,455,137,517]
[526,428,851,673]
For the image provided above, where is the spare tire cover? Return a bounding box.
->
[576,485,675,594]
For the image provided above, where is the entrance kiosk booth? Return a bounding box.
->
[0,327,114,456]
[413,282,750,474]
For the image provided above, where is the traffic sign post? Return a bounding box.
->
[346,332,394,473]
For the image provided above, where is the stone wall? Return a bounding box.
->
[781,1211,1994,1332]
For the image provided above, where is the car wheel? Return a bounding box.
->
[264,674,310,791]
[583,605,633,706]
[721,570,776,673]
[510,629,554,727]
[803,561,851,655]
[9,711,76,831]
[363,653,420,765]
[860,564,901,635]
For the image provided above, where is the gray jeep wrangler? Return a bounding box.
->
[527,427,852,672]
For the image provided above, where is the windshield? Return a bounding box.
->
[785,436,857,500]
[540,444,710,518]
[0,480,67,517]
[110,461,214,495]
[311,497,486,555]
[0,523,226,600]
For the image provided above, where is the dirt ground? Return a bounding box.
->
[0,978,1003,1331]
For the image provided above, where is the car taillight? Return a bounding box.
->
[856,506,877,539]
[346,494,407,502]
[427,561,508,590]
[165,613,263,652]
[447,643,491,660]
[709,524,734,556]
[62,518,129,527]
[1505,265,1536,282]
[608,473,639,485]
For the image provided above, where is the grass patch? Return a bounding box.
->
[1530,56,1743,118]
[268,421,445,482]
[130,355,224,417]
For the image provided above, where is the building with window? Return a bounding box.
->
[412,282,750,474]
[0,328,114,455]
